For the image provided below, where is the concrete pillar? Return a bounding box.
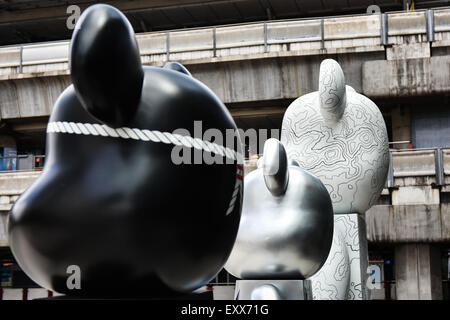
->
[395,244,443,300]
[391,105,411,150]
[0,211,8,247]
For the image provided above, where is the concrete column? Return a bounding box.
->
[395,244,443,300]
[391,105,411,150]
[0,211,8,247]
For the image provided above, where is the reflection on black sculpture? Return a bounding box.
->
[8,4,243,297]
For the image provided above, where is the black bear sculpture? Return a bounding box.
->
[8,4,243,297]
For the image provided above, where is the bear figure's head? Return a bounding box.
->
[281,59,389,214]
[225,139,333,280]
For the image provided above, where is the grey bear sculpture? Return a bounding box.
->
[225,138,333,299]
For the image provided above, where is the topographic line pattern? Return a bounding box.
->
[281,91,389,214]
[309,214,369,300]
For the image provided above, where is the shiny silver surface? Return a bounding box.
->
[262,138,288,196]
[250,284,283,300]
[257,157,263,169]
[225,139,334,279]
[234,280,312,300]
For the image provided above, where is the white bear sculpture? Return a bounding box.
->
[280,59,389,300]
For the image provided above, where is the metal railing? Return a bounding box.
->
[0,288,55,300]
[0,155,45,172]
[0,146,448,186]
[385,146,450,188]
[0,7,449,71]
[243,145,450,189]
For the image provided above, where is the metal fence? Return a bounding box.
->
[1,7,449,70]
[0,146,448,185]
[0,155,45,172]
[385,147,449,188]
[244,145,450,189]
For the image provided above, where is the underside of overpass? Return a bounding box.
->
[4,0,449,46]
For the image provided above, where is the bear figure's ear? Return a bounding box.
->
[262,138,289,197]
[318,59,346,123]
[163,62,192,77]
[69,4,143,127]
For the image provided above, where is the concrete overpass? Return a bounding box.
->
[0,8,449,144]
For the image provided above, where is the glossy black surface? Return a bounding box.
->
[70,4,143,128]
[8,4,242,297]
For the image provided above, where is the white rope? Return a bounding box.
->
[48,121,243,163]
[226,165,243,216]
[47,121,244,215]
